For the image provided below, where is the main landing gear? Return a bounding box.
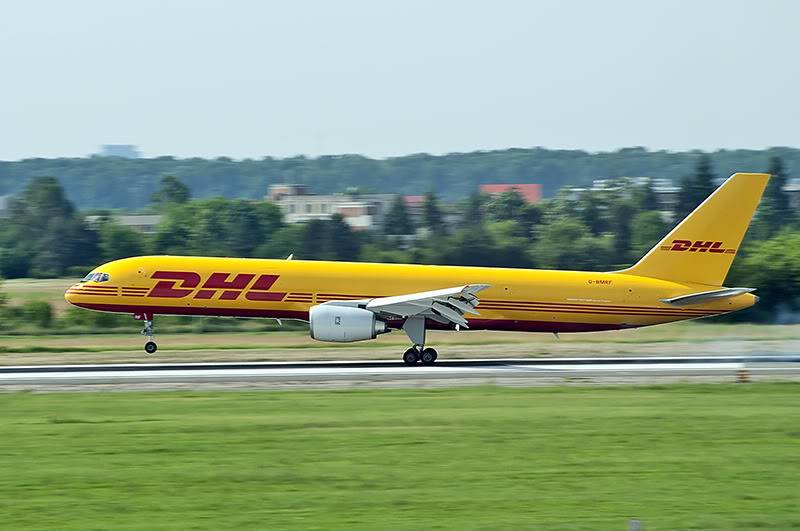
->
[401,315,437,365]
[403,346,438,366]
[140,317,157,354]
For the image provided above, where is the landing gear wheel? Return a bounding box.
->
[403,347,420,366]
[420,348,438,365]
[139,316,157,355]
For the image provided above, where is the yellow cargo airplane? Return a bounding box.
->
[66,173,768,364]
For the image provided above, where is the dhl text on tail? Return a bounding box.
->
[66,173,769,364]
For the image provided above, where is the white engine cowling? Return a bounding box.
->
[309,304,389,342]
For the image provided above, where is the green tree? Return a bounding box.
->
[532,218,613,271]
[222,201,266,257]
[151,206,196,255]
[23,300,53,328]
[577,193,606,236]
[99,222,146,262]
[633,180,659,212]
[0,248,32,279]
[422,192,446,235]
[0,177,98,277]
[426,226,496,267]
[254,224,305,259]
[485,221,535,268]
[5,147,800,211]
[288,216,360,261]
[676,154,716,220]
[760,156,792,235]
[152,199,284,257]
[486,190,526,223]
[485,190,542,238]
[609,201,635,265]
[152,174,191,206]
[630,211,668,257]
[461,192,486,228]
[297,219,328,259]
[0,278,7,312]
[732,231,800,321]
[383,195,415,235]
[324,214,361,261]
[519,204,543,241]
[424,220,533,269]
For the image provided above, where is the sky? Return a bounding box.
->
[1,0,798,160]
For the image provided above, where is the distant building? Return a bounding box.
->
[0,195,11,218]
[85,214,163,234]
[266,184,396,231]
[96,144,140,158]
[403,195,427,227]
[564,177,680,220]
[267,184,309,201]
[784,178,800,209]
[650,178,681,216]
[480,184,542,203]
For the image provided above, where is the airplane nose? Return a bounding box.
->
[64,284,79,306]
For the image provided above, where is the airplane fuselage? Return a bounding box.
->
[65,255,756,333]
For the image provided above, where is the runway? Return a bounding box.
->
[2,356,800,391]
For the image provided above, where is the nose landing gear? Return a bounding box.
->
[138,314,157,354]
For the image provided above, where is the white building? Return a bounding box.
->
[267,184,396,231]
[0,195,10,218]
[85,214,163,234]
[96,144,140,158]
[563,176,680,219]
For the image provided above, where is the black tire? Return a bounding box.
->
[144,341,158,354]
[403,348,419,365]
[420,348,437,365]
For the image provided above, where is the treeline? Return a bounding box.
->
[1,147,799,210]
[0,155,798,322]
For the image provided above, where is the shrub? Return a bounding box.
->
[22,301,54,328]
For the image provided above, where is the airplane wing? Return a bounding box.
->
[365,284,490,328]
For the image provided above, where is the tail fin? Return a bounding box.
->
[622,173,769,286]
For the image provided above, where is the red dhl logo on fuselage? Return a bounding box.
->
[148,271,286,301]
[659,240,736,254]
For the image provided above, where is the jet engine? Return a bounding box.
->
[309,304,389,342]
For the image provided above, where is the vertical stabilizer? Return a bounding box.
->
[621,173,769,286]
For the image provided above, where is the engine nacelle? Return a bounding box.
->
[309,304,389,342]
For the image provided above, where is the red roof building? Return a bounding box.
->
[479,184,542,204]
[403,195,426,206]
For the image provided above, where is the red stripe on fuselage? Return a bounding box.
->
[68,302,707,333]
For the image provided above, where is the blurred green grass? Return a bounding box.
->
[1,384,798,530]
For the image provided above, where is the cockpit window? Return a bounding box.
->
[81,272,110,282]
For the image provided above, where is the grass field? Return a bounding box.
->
[1,384,798,530]
[2,278,76,314]
[2,322,800,366]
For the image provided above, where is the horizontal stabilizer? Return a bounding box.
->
[660,287,755,306]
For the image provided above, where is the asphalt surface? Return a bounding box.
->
[2,356,800,391]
